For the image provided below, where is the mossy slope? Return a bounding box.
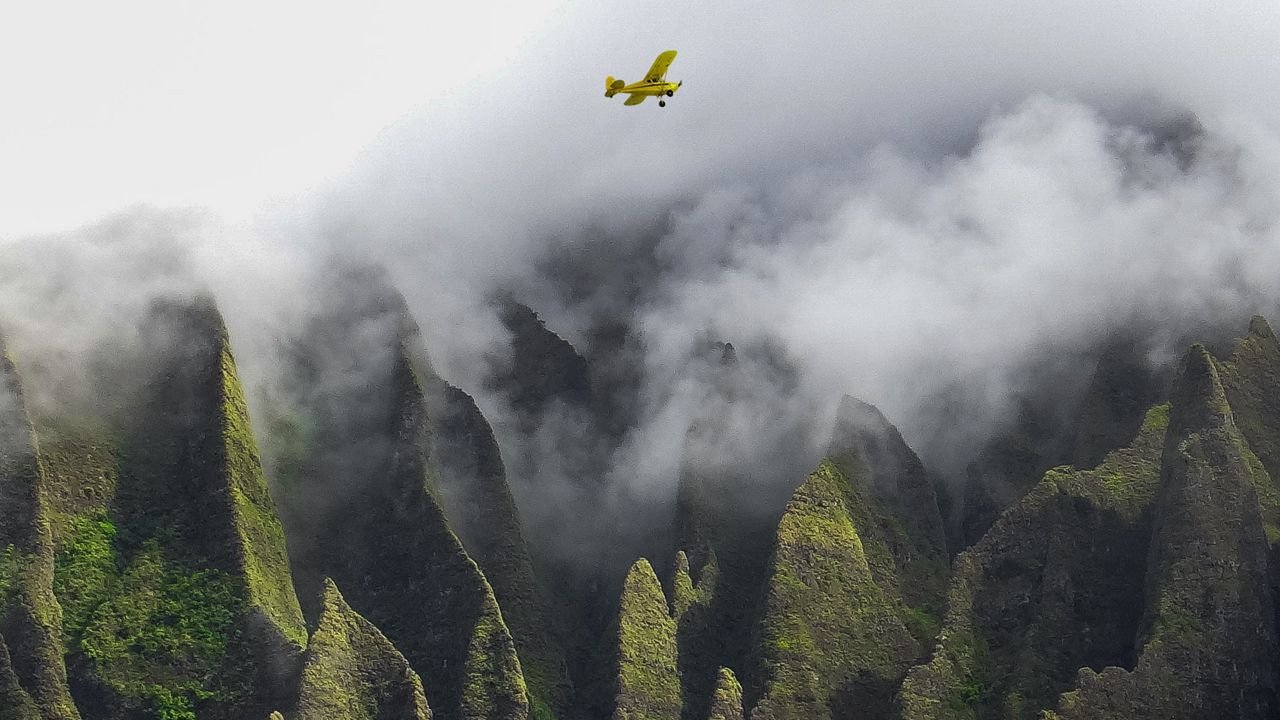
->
[898,401,1169,720]
[609,559,680,720]
[827,397,948,642]
[1049,344,1279,719]
[0,350,79,720]
[750,457,918,720]
[431,384,569,719]
[1216,316,1280,529]
[0,609,41,720]
[273,265,527,720]
[60,298,306,719]
[295,578,432,720]
[705,668,742,720]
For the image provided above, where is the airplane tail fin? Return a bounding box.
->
[605,76,625,97]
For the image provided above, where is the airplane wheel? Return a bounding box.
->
[666,90,674,97]
[659,100,666,107]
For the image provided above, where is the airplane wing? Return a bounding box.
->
[624,94,647,106]
[644,50,677,83]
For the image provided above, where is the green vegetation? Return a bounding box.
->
[459,583,530,720]
[433,384,569,720]
[295,578,431,720]
[900,397,1169,719]
[753,460,917,719]
[0,545,17,604]
[51,511,117,644]
[941,633,990,714]
[706,667,743,720]
[611,558,680,720]
[217,345,308,648]
[0,353,82,720]
[80,542,243,720]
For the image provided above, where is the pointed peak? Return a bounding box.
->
[613,557,680,720]
[1248,315,1274,340]
[624,557,661,590]
[299,576,432,720]
[708,667,744,720]
[320,576,341,599]
[1167,343,1232,441]
[830,394,899,458]
[718,341,737,365]
[318,260,424,353]
[671,551,695,618]
[836,394,888,426]
[138,294,233,378]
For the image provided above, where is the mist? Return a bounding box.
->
[3,2,1280,562]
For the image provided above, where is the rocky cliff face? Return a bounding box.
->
[2,261,1277,720]
[1051,343,1278,720]
[269,265,530,720]
[295,578,432,720]
[900,321,1280,720]
[608,559,680,720]
[0,349,78,720]
[0,298,308,720]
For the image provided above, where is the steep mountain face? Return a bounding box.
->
[489,299,593,431]
[1050,343,1278,719]
[900,320,1280,720]
[431,385,571,720]
[668,390,947,720]
[485,297,678,720]
[295,578,432,720]
[826,398,949,635]
[608,559,680,720]
[899,402,1168,719]
[1067,341,1166,471]
[49,299,306,720]
[0,351,78,720]
[270,266,531,720]
[705,668,743,720]
[957,396,1074,550]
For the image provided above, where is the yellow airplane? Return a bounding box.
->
[605,50,681,107]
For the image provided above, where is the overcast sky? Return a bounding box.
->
[6,1,1280,239]
[0,0,565,235]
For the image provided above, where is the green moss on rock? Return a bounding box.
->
[751,459,917,720]
[431,383,569,719]
[0,352,80,720]
[1045,344,1278,719]
[611,559,680,720]
[62,299,307,718]
[272,271,528,720]
[51,512,116,646]
[706,668,742,720]
[823,398,949,654]
[0,634,40,720]
[295,578,431,720]
[1216,316,1280,535]
[899,402,1169,720]
[217,345,307,648]
[79,541,242,719]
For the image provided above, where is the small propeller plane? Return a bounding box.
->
[605,50,681,107]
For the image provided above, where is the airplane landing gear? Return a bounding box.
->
[659,99,666,107]
[666,90,674,97]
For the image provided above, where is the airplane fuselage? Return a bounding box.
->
[605,80,681,99]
